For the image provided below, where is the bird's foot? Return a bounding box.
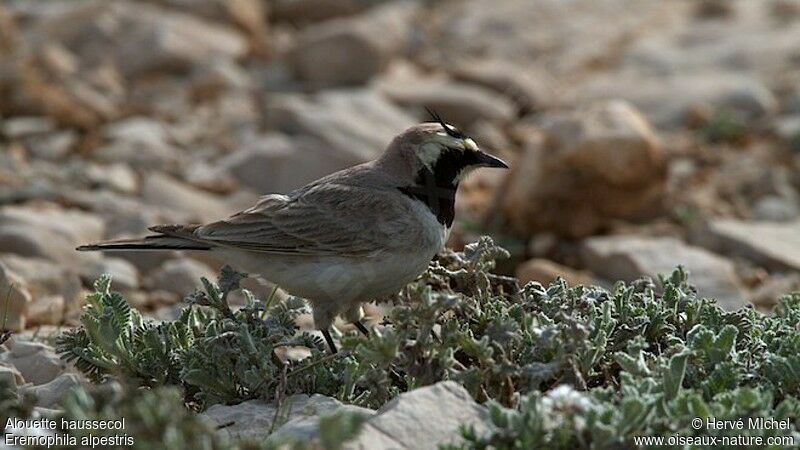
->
[353,321,370,336]
[321,329,338,354]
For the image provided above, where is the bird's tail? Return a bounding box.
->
[76,225,212,252]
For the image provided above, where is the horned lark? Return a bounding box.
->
[77,114,508,352]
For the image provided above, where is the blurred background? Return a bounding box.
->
[0,0,799,336]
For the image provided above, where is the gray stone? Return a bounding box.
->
[141,173,235,223]
[149,258,216,297]
[289,2,416,87]
[451,59,555,114]
[218,133,360,193]
[379,78,516,129]
[752,196,799,222]
[80,257,140,291]
[0,255,83,322]
[581,235,746,310]
[573,73,778,128]
[24,130,77,160]
[97,117,184,170]
[21,372,84,408]
[700,220,800,272]
[427,0,661,77]
[81,163,139,194]
[347,381,488,450]
[0,362,25,389]
[774,115,800,143]
[271,0,366,24]
[0,340,66,385]
[36,0,247,78]
[0,205,104,264]
[1,116,56,138]
[0,262,31,332]
[751,274,800,310]
[265,89,415,163]
[202,394,373,440]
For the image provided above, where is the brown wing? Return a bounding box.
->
[193,184,415,257]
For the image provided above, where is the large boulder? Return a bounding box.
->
[504,101,667,237]
[580,235,746,310]
[347,381,488,450]
[202,394,374,440]
[696,220,800,272]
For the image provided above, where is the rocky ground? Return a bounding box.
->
[1,0,799,447]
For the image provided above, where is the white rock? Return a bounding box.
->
[149,258,216,297]
[347,381,488,450]
[0,340,66,385]
[581,235,746,310]
[202,394,374,440]
[21,372,84,408]
[700,220,800,272]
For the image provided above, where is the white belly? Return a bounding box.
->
[211,198,449,327]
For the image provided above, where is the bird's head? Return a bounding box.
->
[382,111,508,187]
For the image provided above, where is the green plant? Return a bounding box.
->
[450,277,800,449]
[56,266,339,406]
[54,237,800,448]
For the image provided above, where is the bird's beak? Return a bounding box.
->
[476,150,508,169]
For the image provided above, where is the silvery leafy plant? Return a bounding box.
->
[53,237,800,448]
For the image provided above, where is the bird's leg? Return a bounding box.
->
[353,321,370,336]
[321,329,338,354]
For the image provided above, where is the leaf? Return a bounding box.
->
[663,350,690,401]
